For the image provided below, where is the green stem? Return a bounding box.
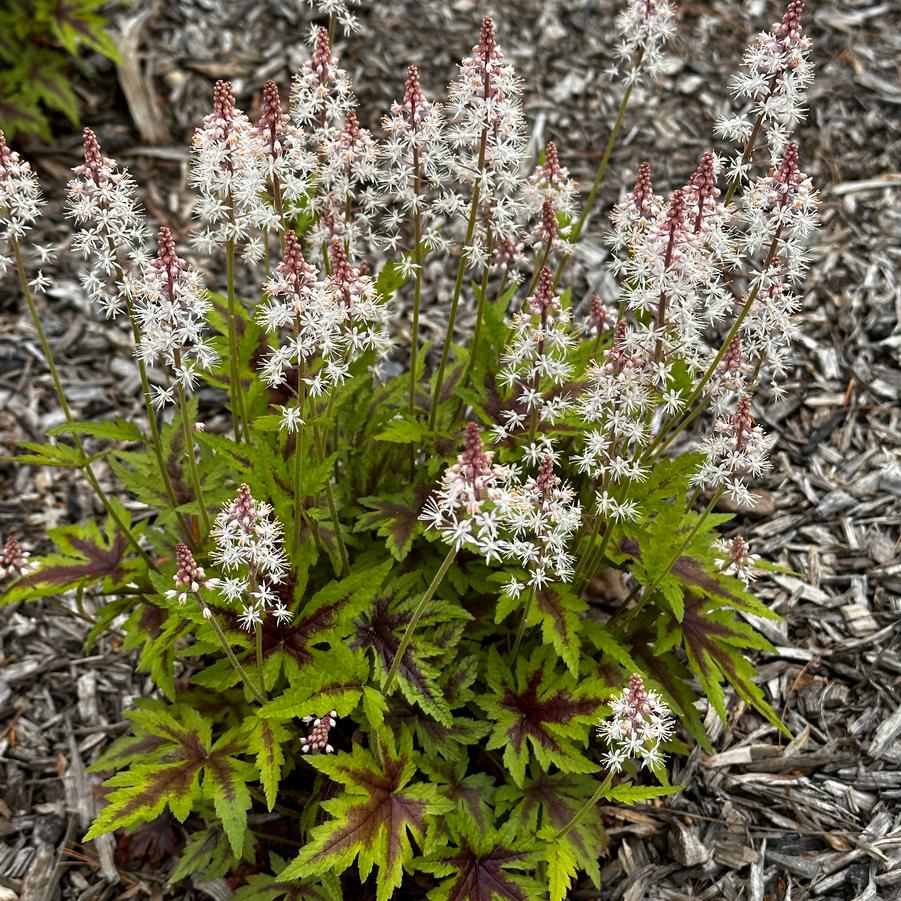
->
[313,428,349,576]
[122,292,193,545]
[13,239,154,568]
[555,771,615,841]
[460,224,494,393]
[255,622,268,700]
[619,487,725,628]
[292,367,307,555]
[429,72,491,434]
[384,546,457,694]
[206,611,266,705]
[226,238,250,442]
[509,586,535,665]
[175,373,211,535]
[554,80,635,290]
[408,151,424,479]
[578,520,615,594]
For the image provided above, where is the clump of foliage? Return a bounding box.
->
[0,0,119,140]
[1,0,817,896]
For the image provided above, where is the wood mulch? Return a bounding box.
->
[1,0,899,898]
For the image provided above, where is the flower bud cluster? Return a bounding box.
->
[253,80,316,211]
[420,423,513,556]
[190,81,278,261]
[422,426,581,592]
[575,322,663,486]
[165,543,219,605]
[290,26,355,134]
[210,484,292,630]
[716,535,760,586]
[66,129,149,318]
[614,157,735,373]
[741,141,819,285]
[301,710,338,754]
[0,535,34,580]
[501,454,581,595]
[609,162,663,254]
[598,674,674,771]
[377,66,450,255]
[135,227,219,408]
[314,109,380,251]
[523,142,578,258]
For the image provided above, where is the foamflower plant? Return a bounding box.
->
[1,3,818,898]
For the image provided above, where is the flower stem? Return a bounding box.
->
[384,546,456,694]
[121,292,193,545]
[226,237,250,443]
[555,770,614,840]
[292,367,307,555]
[313,428,349,577]
[206,611,267,705]
[255,621,268,700]
[429,79,490,434]
[509,586,535,665]
[408,151,424,479]
[13,238,154,569]
[174,369,211,535]
[460,224,494,394]
[554,80,635,290]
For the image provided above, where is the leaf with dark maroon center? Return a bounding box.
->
[354,596,456,725]
[480,647,605,787]
[496,771,605,889]
[277,736,450,900]
[20,528,130,589]
[676,594,784,731]
[417,832,539,901]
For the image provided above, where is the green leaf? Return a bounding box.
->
[356,490,426,561]
[10,441,89,468]
[48,418,144,443]
[605,782,681,805]
[249,716,290,811]
[375,416,429,445]
[417,824,539,901]
[259,645,369,720]
[203,741,254,855]
[539,826,579,901]
[533,584,588,677]
[169,826,238,885]
[84,760,203,840]
[3,511,142,603]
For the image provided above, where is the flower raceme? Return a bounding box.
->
[598,674,675,772]
[134,227,219,408]
[442,16,528,262]
[718,0,813,168]
[66,128,149,318]
[0,130,42,246]
[191,80,278,262]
